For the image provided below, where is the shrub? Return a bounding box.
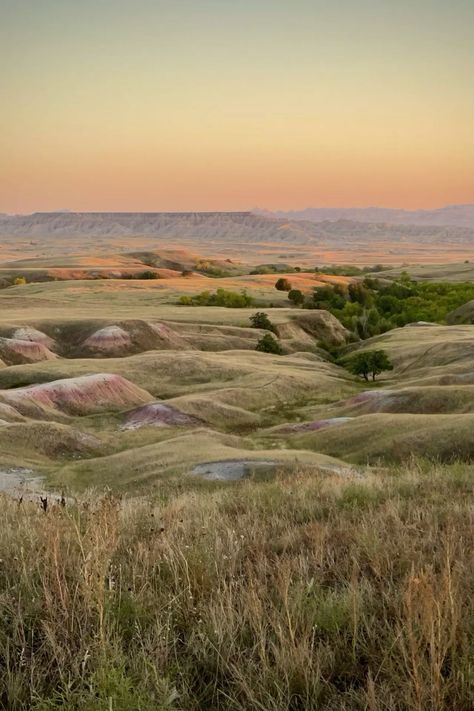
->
[275,278,292,292]
[178,288,254,308]
[138,271,159,279]
[288,289,304,306]
[249,312,277,333]
[13,276,26,286]
[256,333,283,354]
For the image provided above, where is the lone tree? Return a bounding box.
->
[275,277,292,292]
[256,333,283,355]
[345,350,393,381]
[288,288,304,306]
[249,312,277,333]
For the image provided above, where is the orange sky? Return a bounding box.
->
[1,0,473,213]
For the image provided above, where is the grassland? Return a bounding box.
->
[2,462,474,710]
[1,248,474,709]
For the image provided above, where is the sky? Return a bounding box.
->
[0,0,473,213]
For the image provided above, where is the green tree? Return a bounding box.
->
[288,289,304,306]
[345,350,393,381]
[256,333,283,355]
[348,283,371,306]
[275,278,292,292]
[249,312,277,333]
[312,284,347,310]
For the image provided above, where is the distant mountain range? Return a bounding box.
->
[254,204,474,228]
[0,208,473,245]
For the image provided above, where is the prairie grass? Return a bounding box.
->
[1,462,473,710]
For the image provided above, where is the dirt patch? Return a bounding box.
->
[0,467,72,504]
[122,403,201,430]
[190,459,279,480]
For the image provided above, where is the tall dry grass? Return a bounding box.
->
[0,463,473,710]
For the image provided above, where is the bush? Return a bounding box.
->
[13,276,26,286]
[178,288,254,308]
[288,289,304,306]
[255,333,283,354]
[249,312,277,333]
[138,271,159,279]
[275,278,292,292]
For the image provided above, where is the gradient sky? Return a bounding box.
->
[1,0,473,213]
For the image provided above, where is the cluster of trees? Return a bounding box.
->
[123,270,160,280]
[250,264,302,275]
[179,288,254,308]
[313,264,387,276]
[294,274,474,339]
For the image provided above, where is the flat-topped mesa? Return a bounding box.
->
[0,373,153,417]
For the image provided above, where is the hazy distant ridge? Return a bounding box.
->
[0,210,473,245]
[255,205,474,228]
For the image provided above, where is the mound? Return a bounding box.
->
[83,325,132,354]
[275,321,321,353]
[0,422,102,459]
[122,403,200,430]
[0,374,153,418]
[282,413,474,464]
[149,322,191,349]
[167,395,262,430]
[342,386,474,415]
[0,337,57,365]
[80,320,191,356]
[289,311,350,346]
[12,326,56,350]
[353,325,474,378]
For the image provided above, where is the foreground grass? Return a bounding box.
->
[1,464,474,710]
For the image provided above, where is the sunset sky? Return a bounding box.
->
[1,0,473,213]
